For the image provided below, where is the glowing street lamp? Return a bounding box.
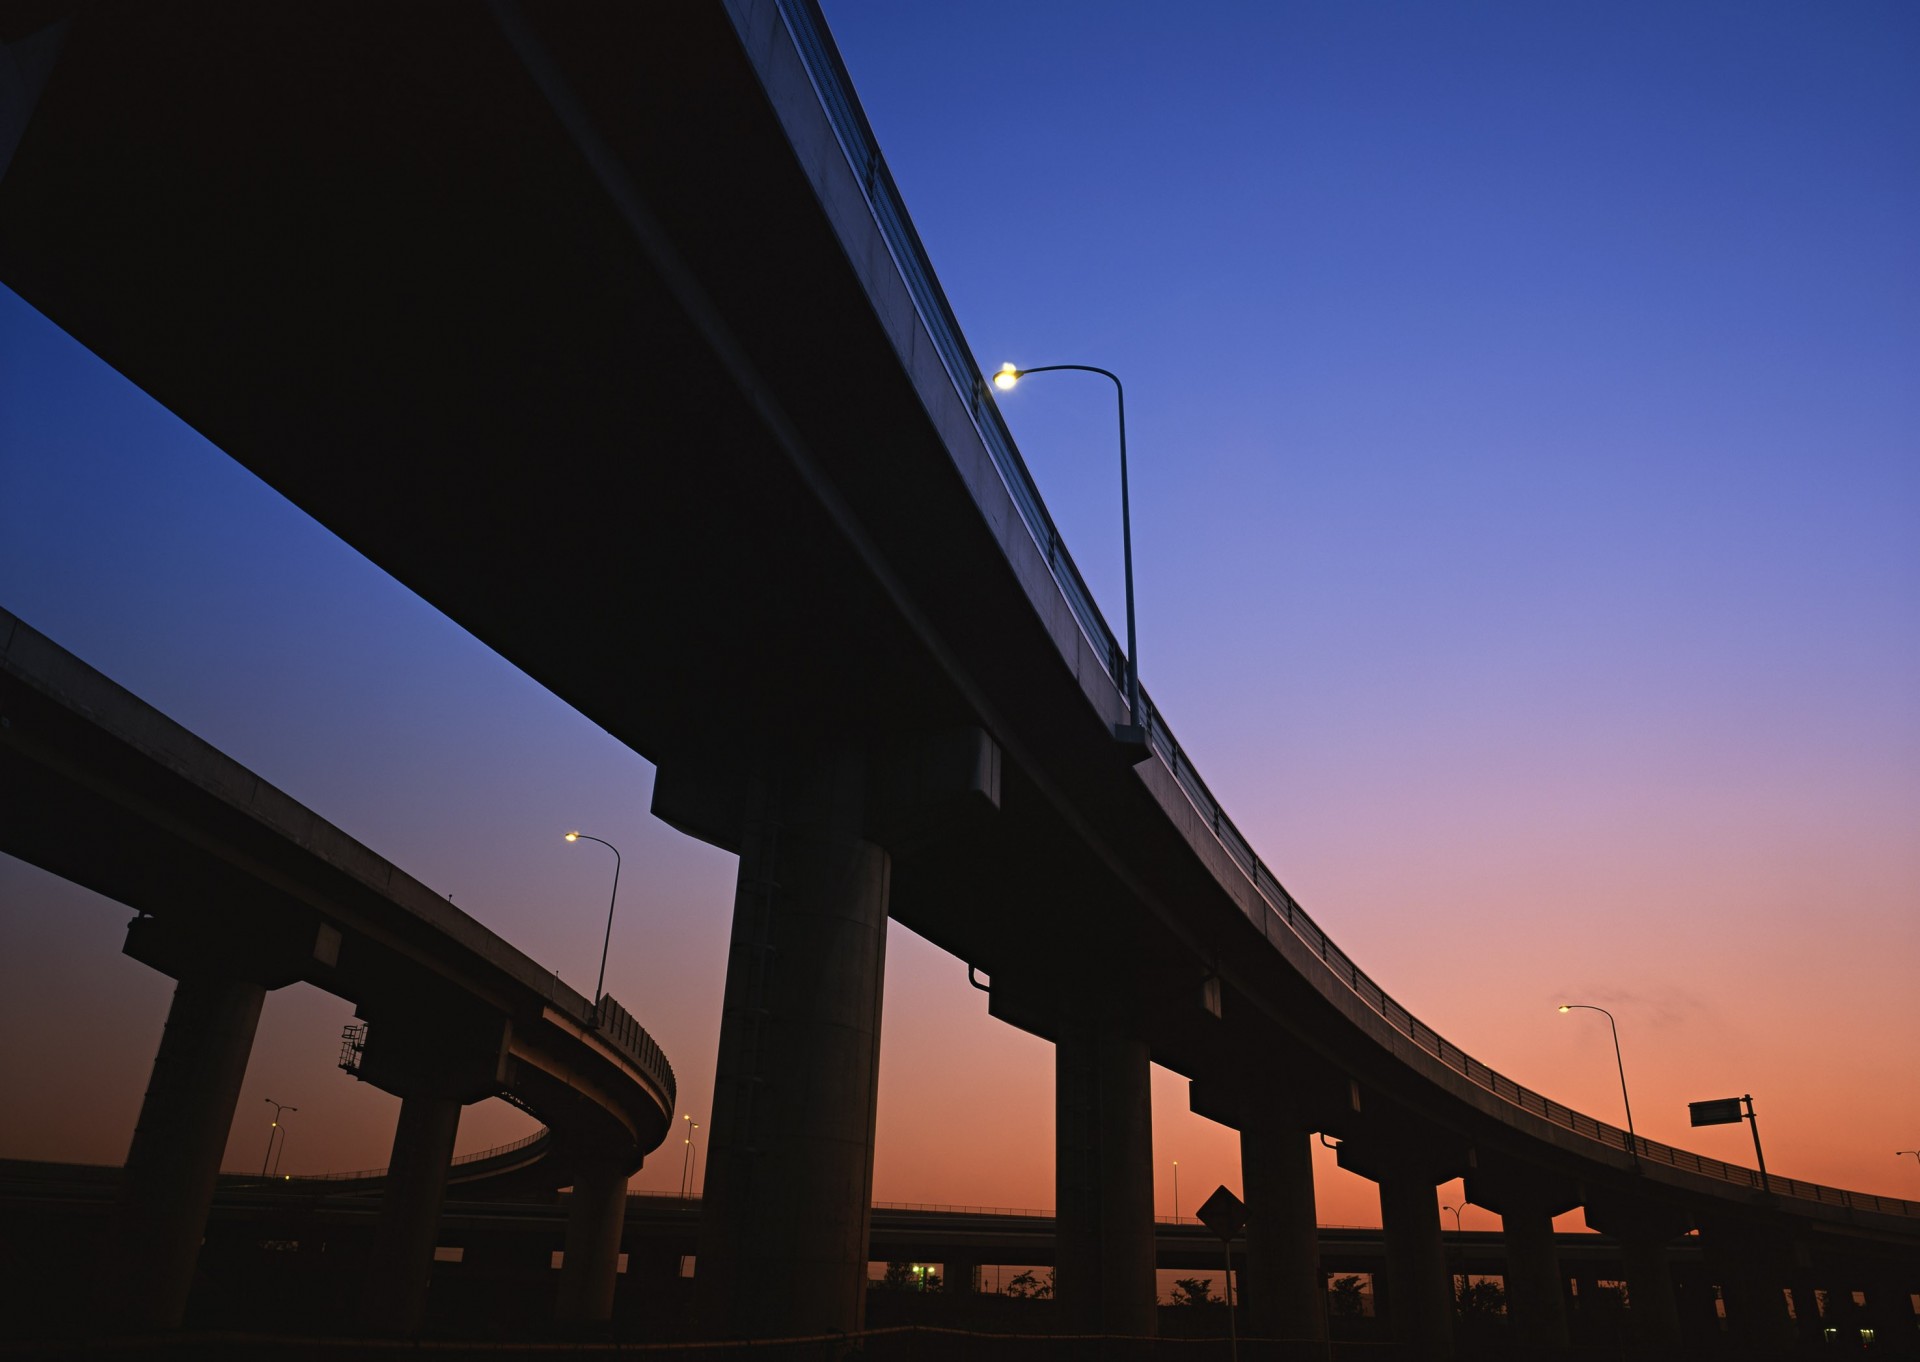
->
[261,1098,297,1178]
[1559,1003,1638,1163]
[564,831,622,1013]
[1173,1159,1180,1222]
[991,361,1148,759]
[680,1114,701,1199]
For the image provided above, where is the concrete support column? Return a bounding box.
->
[693,747,889,1340]
[362,1091,462,1334]
[99,970,266,1330]
[1705,1224,1795,1358]
[942,1256,980,1296]
[1584,1196,1690,1357]
[1618,1230,1684,1351]
[1862,1267,1920,1360]
[1055,1014,1156,1336]
[1787,1277,1819,1345]
[1376,1165,1455,1358]
[557,1155,631,1326]
[1498,1201,1570,1351]
[1239,1107,1326,1346]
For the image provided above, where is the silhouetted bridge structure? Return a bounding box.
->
[0,609,675,1332]
[1,2,1916,1358]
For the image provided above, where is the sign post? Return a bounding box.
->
[1689,1094,1771,1194]
[1197,1185,1246,1362]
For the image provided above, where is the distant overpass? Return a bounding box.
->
[4,1156,1725,1348]
[0,607,675,1331]
[1,2,1914,1357]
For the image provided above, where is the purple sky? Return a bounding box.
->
[2,1,1915,1229]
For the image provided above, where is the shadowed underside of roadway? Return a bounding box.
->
[0,0,1199,1051]
[3,0,1916,1264]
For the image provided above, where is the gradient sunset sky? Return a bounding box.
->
[2,1,1915,1232]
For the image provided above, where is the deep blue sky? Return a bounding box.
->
[2,2,1915,1224]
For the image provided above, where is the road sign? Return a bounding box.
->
[1197,1184,1246,1239]
[1689,1097,1744,1127]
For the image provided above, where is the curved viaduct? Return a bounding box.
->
[0,2,1914,1355]
[0,609,676,1332]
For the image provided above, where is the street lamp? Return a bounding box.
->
[680,1114,701,1199]
[262,1098,297,1178]
[1441,1203,1466,1303]
[991,361,1148,760]
[564,831,622,1013]
[1559,1003,1639,1163]
[1173,1160,1180,1222]
[1897,1149,1920,1173]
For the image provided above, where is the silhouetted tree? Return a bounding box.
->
[1456,1277,1507,1319]
[1003,1269,1053,1299]
[1171,1277,1220,1308]
[1328,1274,1368,1318]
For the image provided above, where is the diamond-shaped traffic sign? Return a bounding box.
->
[1196,1184,1246,1239]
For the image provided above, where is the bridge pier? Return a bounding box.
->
[1238,1094,1327,1346]
[557,1153,631,1327]
[1585,1195,1689,1357]
[1467,1162,1580,1352]
[1862,1263,1920,1359]
[1054,1009,1156,1336]
[654,732,997,1341]
[687,748,890,1340]
[941,1255,980,1295]
[1701,1217,1796,1357]
[363,1091,463,1334]
[349,1000,514,1335]
[1336,1121,1468,1360]
[98,965,265,1329]
[97,913,332,1330]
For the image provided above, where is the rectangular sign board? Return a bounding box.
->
[1689,1097,1745,1127]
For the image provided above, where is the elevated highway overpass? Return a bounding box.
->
[0,608,676,1332]
[2,2,1915,1355]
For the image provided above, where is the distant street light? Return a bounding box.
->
[261,1098,297,1178]
[1558,1004,1639,1164]
[1899,1150,1920,1174]
[680,1115,701,1199]
[991,361,1148,759]
[1173,1159,1180,1222]
[1441,1203,1466,1302]
[564,831,622,1012]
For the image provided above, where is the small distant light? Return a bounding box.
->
[993,363,1021,391]
[1557,1005,1571,1013]
[565,831,579,842]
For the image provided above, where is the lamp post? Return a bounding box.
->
[1441,1203,1466,1304]
[564,831,621,1012]
[1559,1003,1638,1163]
[261,1098,297,1177]
[1899,1150,1920,1176]
[1173,1159,1180,1222]
[680,1115,701,1199]
[991,362,1148,758]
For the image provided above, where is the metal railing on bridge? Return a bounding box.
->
[771,0,1918,1224]
[272,1128,552,1187]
